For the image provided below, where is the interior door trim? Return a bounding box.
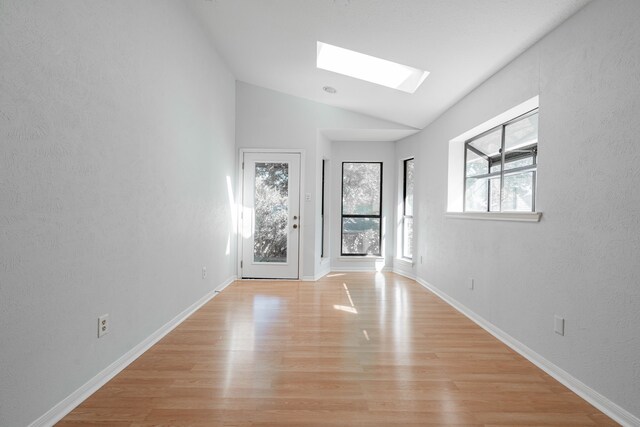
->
[237,148,306,280]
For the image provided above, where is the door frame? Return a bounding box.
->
[237,148,306,280]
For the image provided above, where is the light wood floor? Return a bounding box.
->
[58,272,616,426]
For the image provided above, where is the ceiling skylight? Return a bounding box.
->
[316,42,429,94]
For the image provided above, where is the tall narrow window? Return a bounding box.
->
[341,162,382,256]
[464,110,538,212]
[402,158,414,259]
[321,159,327,258]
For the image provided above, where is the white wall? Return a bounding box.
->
[396,0,640,420]
[0,1,237,425]
[235,82,412,279]
[330,141,396,271]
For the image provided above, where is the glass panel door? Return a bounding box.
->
[241,152,300,279]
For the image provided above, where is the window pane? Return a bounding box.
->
[403,217,413,259]
[505,113,538,153]
[342,218,380,255]
[342,163,381,215]
[489,177,501,212]
[469,129,502,157]
[466,148,488,177]
[490,161,501,174]
[502,171,534,212]
[505,155,534,171]
[465,177,488,212]
[254,162,288,263]
[405,159,414,216]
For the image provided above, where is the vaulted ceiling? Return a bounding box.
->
[190,0,590,130]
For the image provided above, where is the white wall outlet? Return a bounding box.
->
[98,314,109,338]
[468,278,474,290]
[420,255,423,264]
[554,315,565,336]
[305,193,311,202]
[202,266,207,279]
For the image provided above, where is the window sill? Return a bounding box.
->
[394,257,413,266]
[446,212,542,222]
[338,256,384,261]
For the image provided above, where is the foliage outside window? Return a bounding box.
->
[465,110,538,212]
[254,162,288,262]
[341,162,382,256]
[402,158,414,259]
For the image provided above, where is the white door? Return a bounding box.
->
[241,152,301,279]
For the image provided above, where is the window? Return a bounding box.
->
[464,110,538,212]
[321,159,327,258]
[341,162,382,256]
[316,42,429,93]
[402,158,414,259]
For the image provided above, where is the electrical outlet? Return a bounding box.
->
[305,193,311,202]
[554,315,565,336]
[98,314,109,338]
[420,255,423,264]
[468,278,474,290]
[202,266,207,279]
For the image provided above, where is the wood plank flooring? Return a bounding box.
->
[58,272,617,426]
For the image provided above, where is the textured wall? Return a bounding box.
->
[0,1,237,425]
[397,0,640,418]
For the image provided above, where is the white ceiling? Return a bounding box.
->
[190,0,589,130]
[320,128,420,142]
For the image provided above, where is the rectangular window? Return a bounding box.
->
[321,159,327,258]
[341,162,382,256]
[464,110,538,212]
[402,158,414,259]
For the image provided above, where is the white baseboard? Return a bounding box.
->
[414,277,639,427]
[316,264,331,280]
[300,263,331,282]
[29,275,237,427]
[215,276,236,292]
[301,270,330,282]
[330,266,392,272]
[392,267,416,280]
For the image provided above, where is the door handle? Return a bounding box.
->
[293,224,298,229]
[293,215,298,220]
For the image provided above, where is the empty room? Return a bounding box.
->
[1,0,639,426]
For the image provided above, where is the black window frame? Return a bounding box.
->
[340,161,383,256]
[463,109,538,213]
[321,159,327,258]
[402,158,414,259]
